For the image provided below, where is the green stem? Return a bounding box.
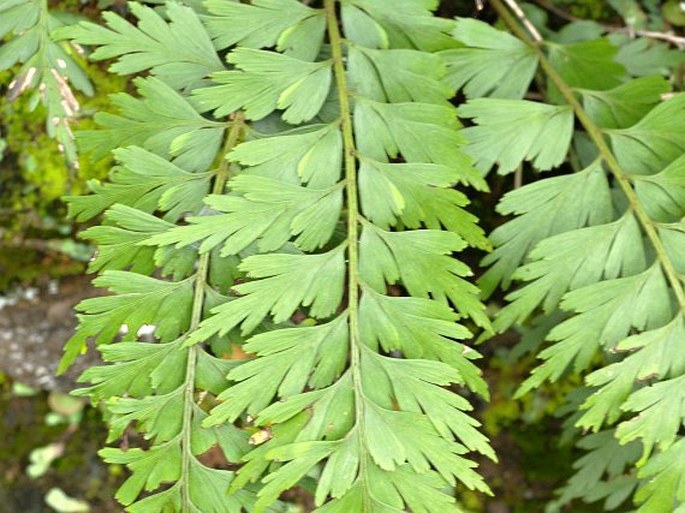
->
[180,113,245,511]
[324,0,370,508]
[490,0,685,312]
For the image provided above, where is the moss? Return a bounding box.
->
[0,6,128,287]
[0,58,126,214]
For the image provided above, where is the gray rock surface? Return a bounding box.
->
[0,276,101,391]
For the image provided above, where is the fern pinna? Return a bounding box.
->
[0,0,93,163]
[451,1,685,511]
[59,1,495,511]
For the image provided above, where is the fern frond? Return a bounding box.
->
[146,176,344,255]
[58,5,261,504]
[554,430,640,510]
[60,271,194,371]
[229,123,342,187]
[341,0,456,51]
[140,0,494,510]
[80,204,196,278]
[64,116,265,511]
[0,0,93,161]
[354,98,486,189]
[605,94,685,173]
[477,2,685,510]
[479,160,613,295]
[63,1,496,510]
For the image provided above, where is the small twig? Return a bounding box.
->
[629,29,685,49]
[500,0,544,42]
[514,165,523,189]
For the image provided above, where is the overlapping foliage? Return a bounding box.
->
[450,2,685,511]
[4,0,683,511]
[55,1,494,511]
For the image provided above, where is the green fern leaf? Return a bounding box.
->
[78,77,226,171]
[354,98,487,190]
[51,4,264,510]
[579,75,670,129]
[194,48,332,122]
[358,159,489,248]
[55,2,223,90]
[633,439,685,513]
[147,175,344,255]
[80,204,197,279]
[472,12,685,510]
[365,355,494,458]
[59,1,496,510]
[517,265,673,396]
[555,430,640,510]
[343,0,456,51]
[616,371,685,461]
[100,445,254,512]
[495,212,645,331]
[72,339,185,401]
[611,33,685,77]
[606,93,685,173]
[661,220,685,270]
[66,147,212,222]
[101,443,182,506]
[208,316,349,424]
[192,246,346,340]
[633,153,685,222]
[60,272,193,372]
[480,161,612,295]
[81,205,168,275]
[443,18,538,99]
[546,38,625,103]
[229,123,342,187]
[575,316,685,431]
[459,98,574,175]
[204,0,325,61]
[358,286,487,395]
[349,46,451,104]
[359,222,488,328]
[182,1,494,510]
